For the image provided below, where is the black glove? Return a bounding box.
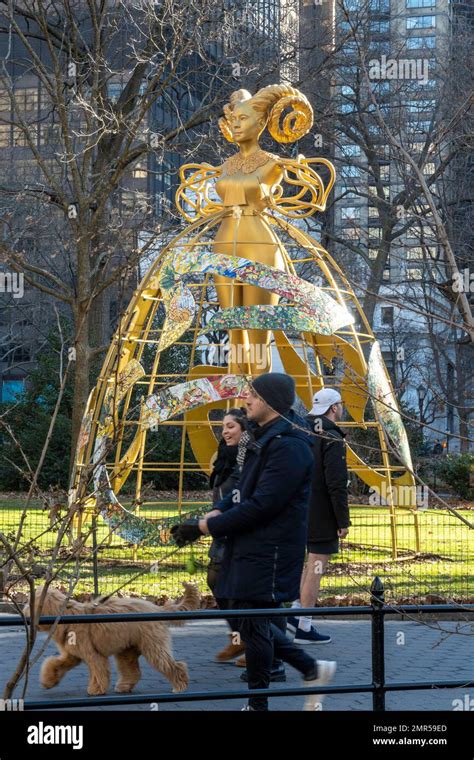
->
[171,519,202,547]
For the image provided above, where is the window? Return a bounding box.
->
[406,0,434,6]
[406,35,436,48]
[409,119,432,132]
[341,227,360,240]
[0,92,11,111]
[370,41,391,55]
[371,20,390,33]
[407,267,423,279]
[369,249,378,259]
[369,205,379,218]
[341,206,360,221]
[423,162,435,174]
[341,144,361,157]
[407,15,436,28]
[381,306,394,324]
[369,228,381,240]
[369,184,389,199]
[380,165,390,180]
[12,126,29,147]
[372,81,391,97]
[39,88,51,109]
[341,165,360,178]
[406,99,436,112]
[0,124,10,147]
[15,87,38,111]
[340,85,355,114]
[407,247,424,259]
[383,268,391,281]
[107,83,122,101]
[133,161,148,178]
[39,124,60,144]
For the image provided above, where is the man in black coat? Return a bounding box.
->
[288,388,351,644]
[172,373,336,711]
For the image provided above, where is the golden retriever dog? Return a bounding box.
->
[24,583,200,696]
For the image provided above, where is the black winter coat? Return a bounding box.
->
[207,412,314,603]
[306,414,351,543]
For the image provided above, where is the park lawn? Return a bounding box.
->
[1,498,473,601]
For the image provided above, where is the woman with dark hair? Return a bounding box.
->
[208,409,250,662]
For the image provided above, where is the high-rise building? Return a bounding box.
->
[301,0,473,451]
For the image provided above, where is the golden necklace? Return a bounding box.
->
[222,148,277,176]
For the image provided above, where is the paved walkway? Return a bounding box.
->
[0,617,472,711]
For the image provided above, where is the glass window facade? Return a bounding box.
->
[407,15,436,28]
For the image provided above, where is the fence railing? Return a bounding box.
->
[1,577,473,711]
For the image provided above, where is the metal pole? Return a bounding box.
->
[92,516,99,597]
[371,576,386,711]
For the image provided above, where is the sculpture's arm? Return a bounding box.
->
[175,162,223,222]
[268,155,336,218]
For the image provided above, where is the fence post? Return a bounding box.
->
[92,516,99,597]
[371,575,385,711]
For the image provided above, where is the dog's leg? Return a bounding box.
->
[85,653,111,696]
[141,642,189,693]
[114,649,141,693]
[40,653,81,689]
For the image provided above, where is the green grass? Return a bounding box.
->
[1,498,473,602]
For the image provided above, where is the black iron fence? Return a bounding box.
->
[1,578,473,711]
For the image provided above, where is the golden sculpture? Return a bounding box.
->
[69,84,419,560]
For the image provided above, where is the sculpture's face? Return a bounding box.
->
[230,102,265,143]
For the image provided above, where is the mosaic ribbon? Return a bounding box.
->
[93,374,249,544]
[199,304,348,337]
[367,342,413,471]
[142,374,249,428]
[157,249,353,348]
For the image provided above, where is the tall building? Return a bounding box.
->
[302,0,473,451]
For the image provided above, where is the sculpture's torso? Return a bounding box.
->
[213,149,284,268]
[215,149,283,213]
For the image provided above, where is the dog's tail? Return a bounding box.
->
[162,582,200,624]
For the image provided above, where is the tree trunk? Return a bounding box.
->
[69,307,91,480]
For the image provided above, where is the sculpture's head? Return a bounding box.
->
[219,85,313,146]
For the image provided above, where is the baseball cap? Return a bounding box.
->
[310,388,343,416]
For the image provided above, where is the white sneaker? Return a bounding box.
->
[302,660,337,711]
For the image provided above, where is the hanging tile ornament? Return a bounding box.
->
[158,283,196,352]
[367,342,413,471]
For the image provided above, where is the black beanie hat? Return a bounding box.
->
[251,373,295,415]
